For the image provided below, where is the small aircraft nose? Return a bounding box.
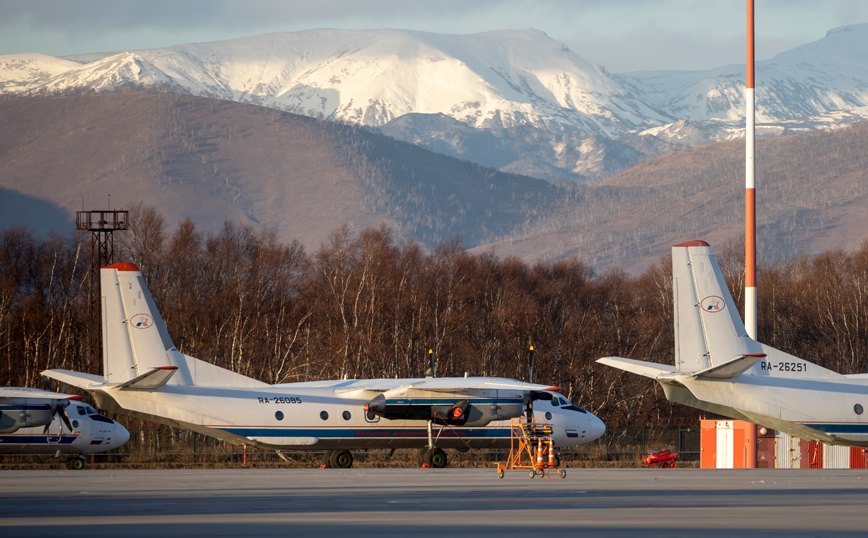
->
[587,414,606,442]
[109,423,130,449]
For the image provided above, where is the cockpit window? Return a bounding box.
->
[559,397,570,406]
[551,399,560,406]
[77,406,86,416]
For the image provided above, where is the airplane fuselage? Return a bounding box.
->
[671,366,868,447]
[91,380,603,450]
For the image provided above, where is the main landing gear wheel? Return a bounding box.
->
[329,449,354,469]
[67,457,86,470]
[420,447,448,468]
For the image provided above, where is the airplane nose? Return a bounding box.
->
[110,423,130,448]
[588,414,606,442]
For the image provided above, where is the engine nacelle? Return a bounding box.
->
[0,399,69,433]
[364,393,524,427]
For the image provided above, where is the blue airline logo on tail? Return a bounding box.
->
[701,296,725,313]
[130,314,154,329]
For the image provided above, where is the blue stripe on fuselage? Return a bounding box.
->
[0,435,78,445]
[383,398,522,405]
[219,427,512,439]
[803,423,868,435]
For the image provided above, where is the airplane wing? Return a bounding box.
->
[406,377,562,391]
[0,387,85,400]
[330,377,563,427]
[330,376,561,395]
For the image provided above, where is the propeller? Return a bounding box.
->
[57,405,74,433]
[42,400,75,435]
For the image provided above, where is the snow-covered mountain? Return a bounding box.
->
[3,25,868,182]
[0,29,670,135]
[621,25,868,123]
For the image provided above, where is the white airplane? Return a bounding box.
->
[0,387,130,469]
[599,240,868,447]
[43,262,605,468]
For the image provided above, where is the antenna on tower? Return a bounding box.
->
[76,208,129,369]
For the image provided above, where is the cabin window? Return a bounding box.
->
[856,404,864,415]
[72,420,79,428]
[275,411,284,421]
[342,411,351,421]
[320,411,329,421]
[545,411,553,420]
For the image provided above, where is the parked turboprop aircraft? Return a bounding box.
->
[599,240,868,447]
[44,262,605,468]
[0,387,130,469]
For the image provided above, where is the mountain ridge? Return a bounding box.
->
[2,91,867,273]
[5,26,868,183]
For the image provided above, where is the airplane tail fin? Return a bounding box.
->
[100,263,189,384]
[671,241,764,375]
[100,263,266,388]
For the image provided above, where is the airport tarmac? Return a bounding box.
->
[1,467,867,537]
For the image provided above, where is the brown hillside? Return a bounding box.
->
[0,91,555,251]
[0,92,388,249]
[3,91,868,273]
[479,122,868,273]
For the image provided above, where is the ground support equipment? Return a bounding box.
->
[495,417,565,479]
[642,450,678,468]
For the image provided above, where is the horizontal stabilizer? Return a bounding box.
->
[691,353,767,379]
[596,357,679,379]
[117,367,178,390]
[42,369,107,390]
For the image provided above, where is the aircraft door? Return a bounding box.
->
[529,391,559,424]
[45,418,62,444]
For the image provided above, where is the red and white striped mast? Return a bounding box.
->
[745,0,757,339]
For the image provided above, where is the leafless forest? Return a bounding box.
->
[3,205,868,428]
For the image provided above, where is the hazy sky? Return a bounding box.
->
[2,0,868,72]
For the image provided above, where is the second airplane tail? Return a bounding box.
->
[671,241,765,375]
[600,240,840,382]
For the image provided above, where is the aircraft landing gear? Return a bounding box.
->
[419,420,449,468]
[323,449,354,468]
[66,456,86,470]
[420,447,448,468]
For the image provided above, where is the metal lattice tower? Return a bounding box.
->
[76,210,129,366]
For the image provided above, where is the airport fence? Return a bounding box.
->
[2,425,700,469]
